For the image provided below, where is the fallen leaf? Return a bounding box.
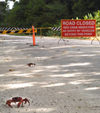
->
[9,69,15,71]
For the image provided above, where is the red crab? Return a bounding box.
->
[6,97,30,108]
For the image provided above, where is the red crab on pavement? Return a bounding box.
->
[6,97,30,108]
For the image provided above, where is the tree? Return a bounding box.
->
[4,0,100,27]
[6,0,70,27]
[72,0,96,18]
[5,0,16,2]
[0,2,7,25]
[5,0,29,27]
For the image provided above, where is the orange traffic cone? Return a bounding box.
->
[32,26,36,46]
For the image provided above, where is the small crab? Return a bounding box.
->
[27,63,36,67]
[6,97,30,108]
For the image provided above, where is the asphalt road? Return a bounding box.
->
[0,34,100,113]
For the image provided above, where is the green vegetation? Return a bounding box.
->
[0,0,100,28]
[84,10,100,25]
[0,2,7,25]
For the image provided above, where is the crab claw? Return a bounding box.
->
[23,98,30,105]
[6,100,13,108]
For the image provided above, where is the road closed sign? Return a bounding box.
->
[61,19,96,37]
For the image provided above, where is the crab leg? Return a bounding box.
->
[17,100,23,108]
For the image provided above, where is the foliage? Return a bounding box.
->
[46,21,61,36]
[1,0,100,29]
[0,2,7,25]
[72,0,100,18]
[5,0,16,2]
[3,0,73,27]
[83,10,100,36]
[84,10,100,25]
